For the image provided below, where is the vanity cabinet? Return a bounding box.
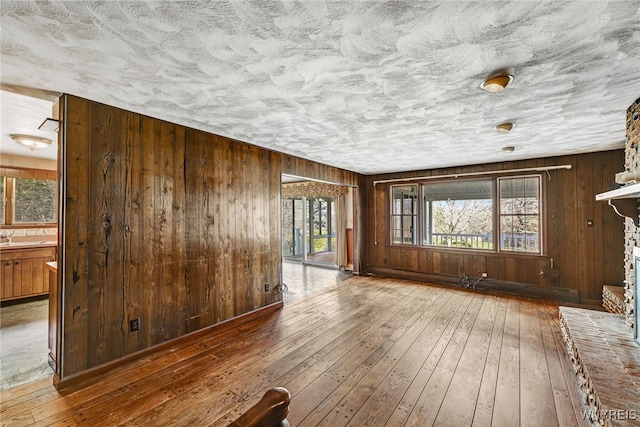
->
[0,246,56,301]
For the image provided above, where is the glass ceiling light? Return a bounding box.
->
[481,74,514,92]
[493,122,515,133]
[10,134,53,150]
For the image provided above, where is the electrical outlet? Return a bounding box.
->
[481,272,488,278]
[129,318,140,332]
[264,283,270,292]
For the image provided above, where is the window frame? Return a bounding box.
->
[390,184,419,246]
[389,174,545,255]
[421,178,495,251]
[0,167,58,229]
[497,175,543,255]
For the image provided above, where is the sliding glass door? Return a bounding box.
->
[282,196,335,261]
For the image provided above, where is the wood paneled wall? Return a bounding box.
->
[58,95,359,380]
[361,151,625,303]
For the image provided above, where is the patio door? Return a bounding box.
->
[282,196,335,265]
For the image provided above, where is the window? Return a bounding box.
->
[423,180,493,249]
[390,175,542,254]
[391,185,418,245]
[499,176,541,253]
[281,197,335,257]
[0,170,57,226]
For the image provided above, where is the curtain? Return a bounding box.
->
[282,181,349,268]
[335,193,348,269]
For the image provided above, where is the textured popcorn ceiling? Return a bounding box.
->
[1,1,639,174]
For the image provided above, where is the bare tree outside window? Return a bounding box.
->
[432,199,493,248]
[14,177,56,223]
[423,180,493,249]
[499,176,541,253]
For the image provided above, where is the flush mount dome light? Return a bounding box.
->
[10,134,53,151]
[481,74,513,92]
[493,122,515,133]
[502,146,516,153]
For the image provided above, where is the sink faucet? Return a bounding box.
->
[0,231,14,243]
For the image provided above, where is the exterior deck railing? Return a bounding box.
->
[430,233,539,252]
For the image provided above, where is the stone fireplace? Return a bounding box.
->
[560,97,640,427]
[622,97,640,337]
[599,96,640,336]
[635,247,640,345]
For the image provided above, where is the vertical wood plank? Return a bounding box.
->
[62,95,90,377]
[122,112,143,353]
[183,128,203,332]
[86,101,125,367]
[141,115,156,348]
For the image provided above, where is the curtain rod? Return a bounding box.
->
[372,164,572,185]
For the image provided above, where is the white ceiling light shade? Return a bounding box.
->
[481,74,514,92]
[10,134,53,150]
[493,122,515,133]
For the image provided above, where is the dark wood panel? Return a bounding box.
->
[86,100,125,369]
[122,112,143,354]
[58,95,357,381]
[362,151,625,302]
[60,95,91,378]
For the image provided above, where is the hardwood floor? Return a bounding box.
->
[0,276,589,426]
[282,260,352,303]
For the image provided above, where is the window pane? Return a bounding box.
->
[392,186,417,214]
[391,185,417,245]
[0,177,4,224]
[499,176,541,253]
[14,177,56,223]
[422,180,493,249]
[500,177,539,214]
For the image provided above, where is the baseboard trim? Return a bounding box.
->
[368,267,580,303]
[55,301,284,391]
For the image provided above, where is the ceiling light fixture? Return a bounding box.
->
[481,74,513,92]
[502,146,516,153]
[10,134,53,151]
[493,122,515,133]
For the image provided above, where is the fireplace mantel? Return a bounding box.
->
[596,183,640,226]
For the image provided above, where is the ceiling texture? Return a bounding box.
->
[1,1,639,174]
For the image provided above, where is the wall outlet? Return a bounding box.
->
[129,318,140,332]
[481,272,488,278]
[264,283,270,292]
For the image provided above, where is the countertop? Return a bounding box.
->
[0,241,57,251]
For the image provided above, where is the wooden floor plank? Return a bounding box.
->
[520,298,558,427]
[434,294,500,426]
[537,302,581,427]
[404,294,484,427]
[0,274,592,427]
[492,296,521,427]
[472,296,508,427]
[386,292,475,426]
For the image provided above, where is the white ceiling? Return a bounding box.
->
[1,1,639,174]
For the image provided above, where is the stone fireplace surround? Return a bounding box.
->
[558,98,640,427]
[623,97,640,334]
